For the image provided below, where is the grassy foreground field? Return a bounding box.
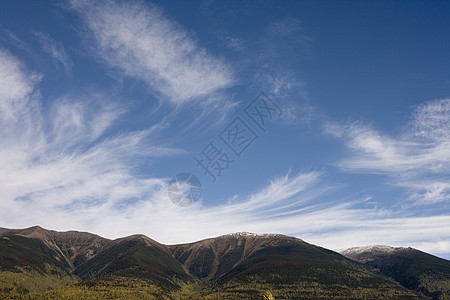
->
[0,272,421,299]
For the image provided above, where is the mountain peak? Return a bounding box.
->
[116,234,159,245]
[336,245,413,264]
[12,225,51,239]
[1,226,448,298]
[219,232,286,239]
[26,225,45,230]
[336,245,407,255]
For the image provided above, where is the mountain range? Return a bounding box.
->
[0,226,449,299]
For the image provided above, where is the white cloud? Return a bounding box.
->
[8,168,448,258]
[250,18,316,126]
[223,36,246,52]
[32,31,72,72]
[47,95,127,147]
[312,215,450,255]
[263,18,312,60]
[0,48,41,121]
[1,48,448,259]
[0,68,447,259]
[0,50,182,232]
[0,29,30,52]
[215,32,246,52]
[325,99,450,204]
[413,98,450,143]
[69,0,234,104]
[252,68,317,126]
[418,240,450,254]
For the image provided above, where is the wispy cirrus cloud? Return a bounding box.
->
[12,168,448,257]
[413,98,450,143]
[325,98,450,205]
[263,18,312,60]
[257,70,316,126]
[0,49,182,229]
[32,31,72,72]
[68,0,234,104]
[310,214,450,254]
[250,18,316,126]
[0,29,30,53]
[0,49,41,121]
[0,56,447,258]
[222,35,246,52]
[1,12,448,259]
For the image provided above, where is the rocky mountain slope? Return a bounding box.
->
[0,226,447,299]
[337,245,450,299]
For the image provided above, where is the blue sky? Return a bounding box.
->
[0,0,449,258]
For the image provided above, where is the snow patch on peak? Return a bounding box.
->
[336,245,406,255]
[221,232,282,238]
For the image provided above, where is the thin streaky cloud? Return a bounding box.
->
[7,169,447,256]
[326,99,450,205]
[0,1,448,261]
[412,98,450,143]
[0,29,30,52]
[0,67,447,260]
[262,18,312,61]
[32,31,72,72]
[0,48,41,122]
[68,0,234,104]
[0,51,183,230]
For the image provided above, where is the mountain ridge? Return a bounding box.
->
[337,244,450,298]
[1,226,449,299]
